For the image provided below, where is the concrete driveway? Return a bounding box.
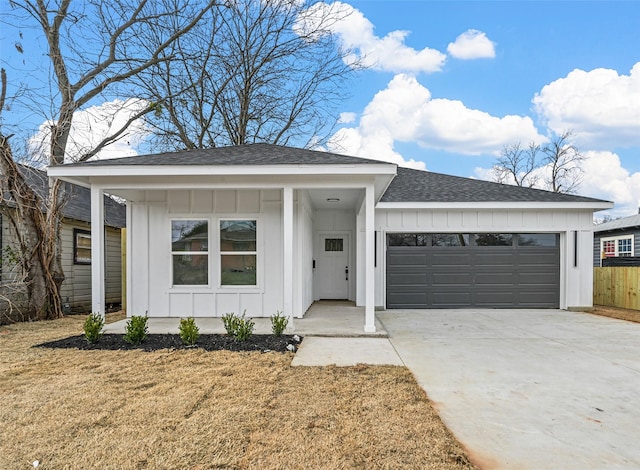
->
[378,309,640,469]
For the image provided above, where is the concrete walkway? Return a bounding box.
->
[379,309,640,469]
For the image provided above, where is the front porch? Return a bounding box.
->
[104,301,387,337]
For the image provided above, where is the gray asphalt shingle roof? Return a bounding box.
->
[594,213,640,232]
[2,165,126,228]
[59,143,608,205]
[70,143,387,167]
[380,167,608,203]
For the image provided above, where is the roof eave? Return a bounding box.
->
[376,201,614,210]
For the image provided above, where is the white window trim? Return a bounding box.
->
[170,218,210,288]
[217,217,261,290]
[600,234,634,261]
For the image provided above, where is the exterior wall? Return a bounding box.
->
[593,229,640,267]
[129,189,284,317]
[295,190,314,316]
[374,208,596,310]
[59,221,122,311]
[1,210,122,313]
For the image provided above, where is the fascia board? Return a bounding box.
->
[48,163,397,178]
[376,201,614,211]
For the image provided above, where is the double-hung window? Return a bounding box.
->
[74,229,92,264]
[171,220,209,286]
[601,235,634,258]
[220,220,257,286]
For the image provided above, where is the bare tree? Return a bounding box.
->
[492,141,541,188]
[0,0,217,320]
[139,0,355,150]
[492,130,584,194]
[541,130,585,194]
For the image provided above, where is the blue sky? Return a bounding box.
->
[1,1,639,217]
[321,1,640,217]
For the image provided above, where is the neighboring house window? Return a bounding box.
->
[601,235,634,258]
[220,219,257,286]
[74,229,92,264]
[171,220,209,286]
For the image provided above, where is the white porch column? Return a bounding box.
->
[91,185,105,319]
[283,186,294,328]
[364,184,376,333]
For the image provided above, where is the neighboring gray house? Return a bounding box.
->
[49,144,611,332]
[1,165,125,320]
[593,213,640,267]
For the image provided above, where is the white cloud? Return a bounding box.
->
[447,29,496,59]
[329,74,544,166]
[580,150,640,216]
[29,98,150,164]
[298,2,446,74]
[338,112,356,124]
[533,63,640,149]
[474,149,640,217]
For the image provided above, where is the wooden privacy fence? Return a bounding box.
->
[593,267,640,310]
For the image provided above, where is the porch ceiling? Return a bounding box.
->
[307,188,362,209]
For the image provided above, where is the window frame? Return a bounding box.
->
[170,219,210,287]
[219,218,258,288]
[73,229,92,265]
[600,234,634,259]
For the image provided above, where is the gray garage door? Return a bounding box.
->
[386,233,560,309]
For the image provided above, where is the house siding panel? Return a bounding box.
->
[133,189,284,318]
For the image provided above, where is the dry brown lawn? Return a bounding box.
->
[588,305,640,324]
[0,314,475,470]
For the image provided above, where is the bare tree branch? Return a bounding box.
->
[492,130,584,193]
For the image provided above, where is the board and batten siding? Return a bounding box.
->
[373,208,596,310]
[59,221,122,311]
[129,189,299,318]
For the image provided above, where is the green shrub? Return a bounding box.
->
[222,310,254,341]
[270,311,288,337]
[179,317,199,346]
[83,313,104,344]
[124,315,148,344]
[222,312,239,336]
[234,313,255,342]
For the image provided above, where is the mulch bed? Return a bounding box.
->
[36,333,302,353]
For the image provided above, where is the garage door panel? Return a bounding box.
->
[475,252,514,266]
[387,272,429,286]
[431,273,479,285]
[432,292,472,307]
[430,253,472,266]
[519,272,560,285]
[387,292,428,308]
[475,291,516,307]
[386,232,560,309]
[387,253,428,267]
[474,273,516,286]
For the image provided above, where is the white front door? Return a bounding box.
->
[316,234,350,299]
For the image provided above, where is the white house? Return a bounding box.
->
[48,144,612,332]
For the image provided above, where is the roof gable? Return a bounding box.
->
[381,167,609,204]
